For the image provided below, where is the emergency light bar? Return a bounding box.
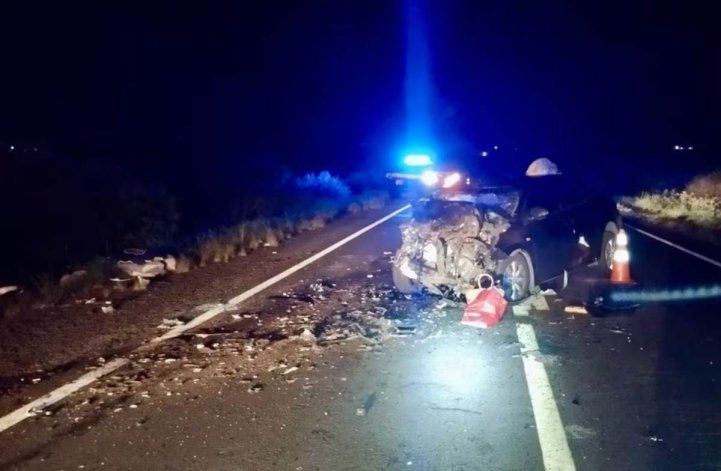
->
[403,154,433,166]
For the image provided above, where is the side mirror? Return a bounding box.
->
[526,206,549,223]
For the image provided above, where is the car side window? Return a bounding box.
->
[525,176,588,214]
[526,184,564,215]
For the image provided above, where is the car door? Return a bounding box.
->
[557,182,597,267]
[521,179,578,282]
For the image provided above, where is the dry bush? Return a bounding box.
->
[276,217,295,239]
[175,254,192,273]
[294,171,351,199]
[32,274,67,304]
[0,297,22,318]
[30,255,115,305]
[687,171,721,199]
[622,190,721,231]
[244,220,267,251]
[232,222,248,246]
[198,232,230,266]
[359,190,389,210]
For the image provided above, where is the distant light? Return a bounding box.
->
[9,145,14,151]
[493,145,498,150]
[481,151,489,157]
[442,172,461,188]
[420,170,439,186]
[404,154,433,166]
[674,145,680,150]
[688,145,694,150]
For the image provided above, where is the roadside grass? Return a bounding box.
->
[687,171,721,199]
[189,189,389,270]
[619,171,721,234]
[1,167,389,316]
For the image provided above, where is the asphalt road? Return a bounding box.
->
[1,206,720,470]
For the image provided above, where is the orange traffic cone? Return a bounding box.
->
[610,229,633,284]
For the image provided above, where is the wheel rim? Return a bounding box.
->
[604,237,615,270]
[504,258,528,301]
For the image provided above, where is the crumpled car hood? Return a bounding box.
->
[395,199,511,293]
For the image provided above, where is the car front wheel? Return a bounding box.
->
[601,228,618,271]
[502,250,533,302]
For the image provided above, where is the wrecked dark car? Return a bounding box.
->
[393,175,620,301]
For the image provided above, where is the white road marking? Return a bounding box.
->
[158,204,411,341]
[512,294,550,317]
[512,300,575,471]
[0,204,411,434]
[0,358,129,434]
[626,223,721,269]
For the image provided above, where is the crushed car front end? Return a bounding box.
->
[393,189,519,298]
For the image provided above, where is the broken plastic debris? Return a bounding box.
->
[564,305,588,315]
[158,318,185,329]
[101,305,115,314]
[117,259,166,279]
[299,328,317,343]
[0,285,19,296]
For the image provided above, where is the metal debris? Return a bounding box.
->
[393,195,513,295]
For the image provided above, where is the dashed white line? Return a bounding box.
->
[513,302,576,471]
[0,204,411,435]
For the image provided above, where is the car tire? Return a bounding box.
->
[601,227,618,271]
[501,250,534,302]
[392,263,421,294]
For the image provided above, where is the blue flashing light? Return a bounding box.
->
[404,154,433,167]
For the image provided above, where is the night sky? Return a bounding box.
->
[2,1,719,192]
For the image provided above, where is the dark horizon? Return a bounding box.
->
[1,0,719,192]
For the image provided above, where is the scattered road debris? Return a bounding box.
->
[564,305,588,315]
[0,285,19,296]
